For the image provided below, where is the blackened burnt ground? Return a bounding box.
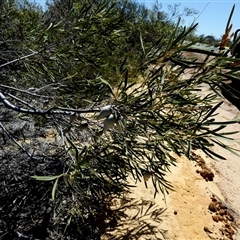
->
[0,107,101,240]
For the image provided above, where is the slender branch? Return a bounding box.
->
[0,122,32,158]
[56,106,100,113]
[0,84,51,98]
[0,52,39,68]
[0,91,100,115]
[6,92,37,110]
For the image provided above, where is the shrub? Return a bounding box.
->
[0,1,239,239]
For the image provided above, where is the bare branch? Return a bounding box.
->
[0,122,32,158]
[0,51,39,68]
[0,84,51,98]
[5,92,38,110]
[0,91,100,115]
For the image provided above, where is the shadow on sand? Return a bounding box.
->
[97,197,168,240]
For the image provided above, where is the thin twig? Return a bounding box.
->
[0,122,32,158]
[0,91,100,115]
[0,51,39,68]
[5,92,37,110]
[0,84,51,98]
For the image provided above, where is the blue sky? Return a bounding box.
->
[35,0,239,39]
[137,1,239,39]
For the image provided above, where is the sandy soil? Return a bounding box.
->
[103,151,239,240]
[102,82,240,239]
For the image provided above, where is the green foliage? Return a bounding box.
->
[1,0,240,239]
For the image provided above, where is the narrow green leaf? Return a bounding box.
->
[63,174,70,187]
[149,65,164,79]
[180,39,199,50]
[98,77,115,97]
[164,18,181,53]
[120,56,128,73]
[187,141,192,158]
[124,69,128,90]
[225,4,235,33]
[210,138,240,157]
[173,23,198,47]
[31,175,61,181]
[160,71,166,85]
[139,31,145,56]
[217,131,239,136]
[169,58,195,68]
[208,119,240,125]
[183,48,220,56]
[219,72,240,82]
[201,102,223,124]
[209,133,235,141]
[64,216,72,234]
[52,178,59,201]
[46,22,53,31]
[202,147,226,160]
[147,35,165,55]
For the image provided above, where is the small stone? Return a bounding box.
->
[209,202,218,212]
[219,209,227,216]
[204,226,213,233]
[212,215,219,222]
[218,215,224,221]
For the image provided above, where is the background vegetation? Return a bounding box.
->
[1,0,240,239]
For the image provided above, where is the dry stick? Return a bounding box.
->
[0,91,100,116]
[14,230,30,239]
[0,84,51,98]
[6,92,38,110]
[0,51,39,68]
[0,122,32,159]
